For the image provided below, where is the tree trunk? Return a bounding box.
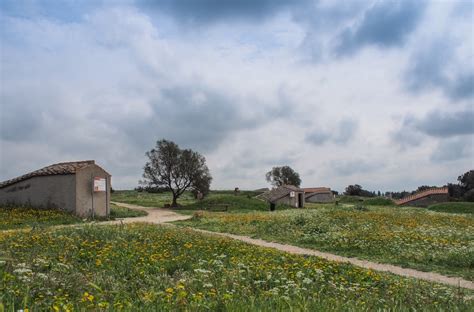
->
[171,194,178,208]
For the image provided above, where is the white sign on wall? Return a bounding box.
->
[290,191,295,198]
[93,177,106,192]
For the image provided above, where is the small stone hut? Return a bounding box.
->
[0,160,111,217]
[257,185,305,209]
[303,187,335,203]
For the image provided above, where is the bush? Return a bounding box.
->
[463,189,474,202]
[354,204,368,211]
[364,197,395,206]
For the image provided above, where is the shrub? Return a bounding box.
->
[354,204,368,211]
[364,197,395,206]
[463,189,474,202]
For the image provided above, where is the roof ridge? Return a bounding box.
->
[0,160,101,189]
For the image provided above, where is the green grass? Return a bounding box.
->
[178,194,281,213]
[111,190,196,208]
[112,190,283,213]
[0,224,472,311]
[176,205,474,281]
[0,206,82,230]
[428,202,474,214]
[109,203,148,218]
[363,197,395,206]
[337,196,395,206]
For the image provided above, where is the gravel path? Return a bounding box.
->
[111,202,474,290]
[190,228,474,290]
[14,202,470,290]
[110,202,191,224]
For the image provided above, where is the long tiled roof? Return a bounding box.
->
[395,187,448,205]
[303,187,331,194]
[256,185,303,203]
[0,160,96,189]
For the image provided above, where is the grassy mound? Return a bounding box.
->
[363,197,395,206]
[428,202,474,214]
[337,196,394,206]
[182,194,276,212]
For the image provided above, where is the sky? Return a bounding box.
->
[0,0,473,192]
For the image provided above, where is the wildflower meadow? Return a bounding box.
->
[178,204,474,280]
[1,224,472,311]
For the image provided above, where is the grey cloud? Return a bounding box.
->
[137,0,305,24]
[395,110,474,141]
[306,118,358,146]
[405,38,473,102]
[331,159,380,176]
[335,0,426,56]
[390,119,423,149]
[430,137,473,162]
[413,110,474,137]
[392,109,474,150]
[306,131,331,145]
[119,85,261,153]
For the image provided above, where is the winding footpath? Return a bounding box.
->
[5,202,472,290]
[111,202,474,290]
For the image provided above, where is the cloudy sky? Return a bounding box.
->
[0,0,473,192]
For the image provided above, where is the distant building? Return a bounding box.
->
[395,187,448,207]
[256,185,305,209]
[0,160,111,217]
[303,187,334,203]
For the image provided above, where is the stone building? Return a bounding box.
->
[303,187,334,203]
[257,185,305,209]
[0,160,111,217]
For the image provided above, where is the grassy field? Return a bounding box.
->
[0,224,472,311]
[111,190,275,213]
[109,203,148,218]
[0,206,82,230]
[112,190,197,208]
[428,202,474,214]
[176,204,474,280]
[337,196,395,206]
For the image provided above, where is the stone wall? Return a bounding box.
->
[306,192,334,203]
[75,165,111,217]
[0,175,76,212]
[400,194,449,207]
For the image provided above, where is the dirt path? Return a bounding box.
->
[6,203,472,290]
[187,228,474,290]
[110,202,191,224]
[110,203,474,290]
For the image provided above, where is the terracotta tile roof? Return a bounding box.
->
[395,187,448,205]
[0,160,96,189]
[303,187,332,194]
[256,185,303,203]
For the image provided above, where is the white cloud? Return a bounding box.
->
[1,1,472,192]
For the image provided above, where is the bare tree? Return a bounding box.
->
[142,139,212,207]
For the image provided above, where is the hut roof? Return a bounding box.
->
[0,160,104,189]
[257,185,303,203]
[303,187,332,194]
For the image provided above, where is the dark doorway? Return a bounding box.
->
[298,193,303,208]
[270,203,276,211]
